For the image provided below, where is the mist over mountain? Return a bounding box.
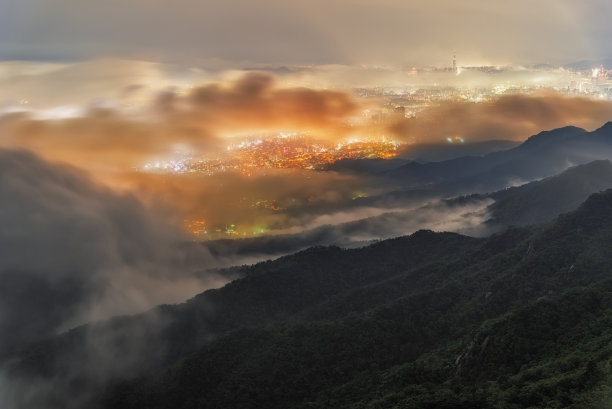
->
[0,149,226,351]
[323,140,520,175]
[486,159,612,227]
[383,124,590,190]
[96,188,612,408]
[6,0,612,407]
[6,187,612,408]
[399,140,520,163]
[334,123,612,214]
[4,121,612,408]
[202,157,612,262]
[201,196,492,260]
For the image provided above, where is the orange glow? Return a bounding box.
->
[184,218,207,236]
[142,134,400,176]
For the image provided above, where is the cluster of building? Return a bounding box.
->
[353,53,612,122]
[142,133,401,177]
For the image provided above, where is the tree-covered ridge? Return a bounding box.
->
[3,230,486,408]
[487,159,612,227]
[7,189,612,408]
[96,189,612,409]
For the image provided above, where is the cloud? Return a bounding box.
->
[0,150,491,409]
[158,71,358,134]
[291,197,495,244]
[120,168,368,235]
[0,148,224,348]
[0,72,359,170]
[0,72,367,236]
[0,0,609,65]
[203,197,495,262]
[391,92,612,144]
[4,78,612,239]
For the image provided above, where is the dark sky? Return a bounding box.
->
[1,0,610,66]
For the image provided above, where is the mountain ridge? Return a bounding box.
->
[7,189,612,408]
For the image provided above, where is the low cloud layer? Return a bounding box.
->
[302,198,495,243]
[0,71,368,236]
[4,77,612,237]
[0,148,224,348]
[122,169,368,235]
[0,72,359,171]
[202,197,495,265]
[159,71,358,133]
[391,93,612,144]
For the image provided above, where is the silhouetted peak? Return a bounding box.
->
[405,229,466,245]
[563,188,612,230]
[410,229,436,238]
[519,126,586,149]
[564,159,612,174]
[592,121,612,136]
[578,188,612,209]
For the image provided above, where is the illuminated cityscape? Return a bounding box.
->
[351,54,612,120]
[135,60,612,239]
[8,2,612,407]
[142,133,401,176]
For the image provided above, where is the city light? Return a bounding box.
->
[142,133,401,176]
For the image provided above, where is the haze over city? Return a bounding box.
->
[3,1,612,408]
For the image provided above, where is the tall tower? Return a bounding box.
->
[452,50,457,73]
